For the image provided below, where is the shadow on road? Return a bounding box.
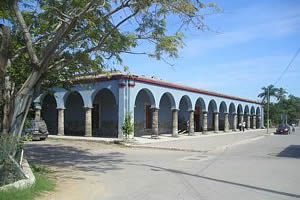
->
[25,142,127,173]
[137,164,300,199]
[277,145,300,158]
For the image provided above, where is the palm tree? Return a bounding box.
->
[258,84,279,103]
[276,88,287,101]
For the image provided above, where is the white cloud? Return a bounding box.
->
[182,4,300,57]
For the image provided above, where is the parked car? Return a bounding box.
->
[24,120,49,140]
[275,124,291,135]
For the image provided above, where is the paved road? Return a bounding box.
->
[25,129,300,200]
[133,129,269,152]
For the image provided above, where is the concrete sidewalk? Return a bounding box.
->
[48,128,275,153]
[130,129,275,152]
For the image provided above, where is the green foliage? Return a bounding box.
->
[265,94,300,126]
[258,85,288,103]
[0,0,220,91]
[0,165,56,200]
[122,112,134,140]
[0,134,24,186]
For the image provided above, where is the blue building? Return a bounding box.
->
[33,73,264,138]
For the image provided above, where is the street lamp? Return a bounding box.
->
[267,87,270,134]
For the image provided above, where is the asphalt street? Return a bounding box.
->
[25,129,300,200]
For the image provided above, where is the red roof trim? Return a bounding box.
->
[72,74,262,105]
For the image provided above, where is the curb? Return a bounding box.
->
[0,159,36,191]
[215,135,266,151]
[126,134,268,153]
[48,135,122,144]
[123,143,207,153]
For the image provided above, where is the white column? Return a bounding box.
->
[233,113,237,131]
[253,115,256,129]
[85,107,92,137]
[224,112,229,132]
[247,115,251,130]
[57,108,64,136]
[203,111,208,134]
[172,109,178,137]
[214,112,219,133]
[151,107,159,138]
[188,110,195,136]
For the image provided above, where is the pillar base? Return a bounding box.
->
[172,134,179,138]
[151,135,159,139]
[188,133,195,136]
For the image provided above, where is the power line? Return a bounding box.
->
[273,48,300,86]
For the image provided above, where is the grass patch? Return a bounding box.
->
[0,164,55,200]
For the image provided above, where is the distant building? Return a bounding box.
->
[33,73,264,138]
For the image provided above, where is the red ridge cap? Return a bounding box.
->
[72,74,262,105]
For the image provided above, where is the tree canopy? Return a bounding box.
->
[0,0,220,136]
[1,0,220,90]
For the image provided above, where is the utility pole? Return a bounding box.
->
[267,87,270,134]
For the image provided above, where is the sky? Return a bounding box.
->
[118,0,300,101]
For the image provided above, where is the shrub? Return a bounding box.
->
[0,134,24,186]
[122,113,134,140]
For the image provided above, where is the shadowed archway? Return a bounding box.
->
[219,101,227,131]
[134,89,156,136]
[41,94,58,135]
[158,93,176,134]
[92,89,118,137]
[65,91,85,136]
[178,95,192,133]
[194,98,206,132]
[208,100,218,131]
[229,103,236,130]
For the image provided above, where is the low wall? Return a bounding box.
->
[0,159,35,191]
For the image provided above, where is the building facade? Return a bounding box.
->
[33,73,264,138]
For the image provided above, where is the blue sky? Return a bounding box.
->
[118,0,300,101]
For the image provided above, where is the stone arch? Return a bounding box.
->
[65,91,85,136]
[159,92,176,109]
[244,105,249,115]
[194,97,206,132]
[91,87,117,105]
[237,104,243,129]
[135,88,156,108]
[229,103,236,130]
[256,107,261,115]
[92,88,118,138]
[178,95,193,132]
[208,99,218,131]
[250,106,255,128]
[256,107,261,128]
[219,101,227,131]
[41,93,58,135]
[134,88,156,136]
[250,106,255,115]
[158,93,176,134]
[237,104,243,114]
[244,105,250,129]
[63,90,84,107]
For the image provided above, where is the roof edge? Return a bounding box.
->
[72,73,262,105]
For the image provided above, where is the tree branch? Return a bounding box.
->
[84,8,139,54]
[11,0,39,67]
[40,0,100,69]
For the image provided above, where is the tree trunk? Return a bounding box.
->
[0,25,11,134]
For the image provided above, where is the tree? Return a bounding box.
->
[122,112,134,140]
[276,87,287,101]
[0,0,220,137]
[257,84,280,103]
[263,91,300,126]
